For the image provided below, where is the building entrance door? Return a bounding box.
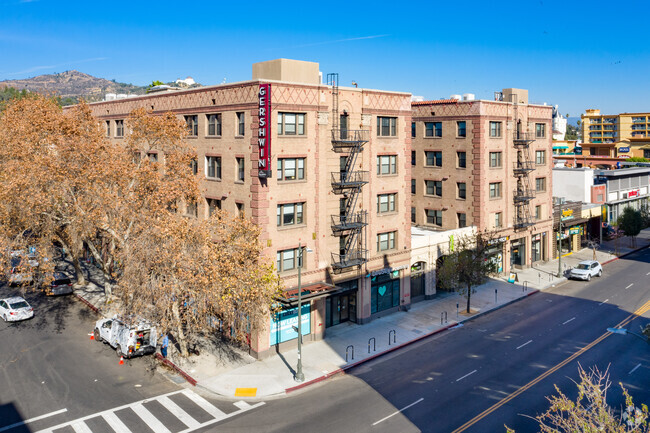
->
[326,291,357,327]
[511,239,525,268]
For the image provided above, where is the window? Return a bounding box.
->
[535,205,542,220]
[426,209,442,226]
[190,158,198,175]
[185,115,198,136]
[277,158,305,181]
[425,180,442,197]
[489,121,502,138]
[489,182,502,198]
[277,203,304,226]
[185,201,197,218]
[277,248,299,272]
[377,231,396,251]
[457,182,466,199]
[535,177,546,192]
[411,150,416,166]
[411,207,416,223]
[147,152,158,162]
[411,122,416,138]
[495,212,502,228]
[425,151,442,167]
[105,121,110,137]
[411,179,416,194]
[377,155,397,175]
[115,120,124,137]
[278,113,305,135]
[489,152,502,168]
[535,123,546,138]
[535,150,546,165]
[377,117,397,136]
[457,121,466,137]
[425,122,442,138]
[236,157,245,182]
[236,202,245,218]
[207,114,222,136]
[457,151,466,168]
[206,198,221,217]
[644,149,650,159]
[206,156,222,179]
[377,193,396,214]
[236,112,245,136]
[457,213,466,228]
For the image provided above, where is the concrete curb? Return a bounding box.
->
[154,353,198,386]
[601,242,650,265]
[286,289,541,394]
[74,293,100,314]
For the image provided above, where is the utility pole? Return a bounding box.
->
[557,203,563,278]
[295,243,305,382]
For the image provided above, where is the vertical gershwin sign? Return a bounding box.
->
[258,84,272,178]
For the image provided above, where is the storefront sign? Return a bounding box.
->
[628,190,639,198]
[369,264,407,277]
[619,147,630,153]
[601,205,608,223]
[569,227,580,235]
[270,303,310,346]
[487,236,509,246]
[258,84,272,178]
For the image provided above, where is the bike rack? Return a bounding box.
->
[522,281,529,292]
[368,337,376,353]
[388,329,396,345]
[440,311,448,325]
[346,345,354,362]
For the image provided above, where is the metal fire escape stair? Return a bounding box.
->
[327,73,368,272]
[512,120,536,230]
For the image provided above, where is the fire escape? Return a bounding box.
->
[513,119,536,229]
[327,73,368,272]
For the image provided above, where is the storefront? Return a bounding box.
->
[531,232,546,263]
[370,270,401,314]
[486,236,507,274]
[325,279,358,328]
[410,261,426,301]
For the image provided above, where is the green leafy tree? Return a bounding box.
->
[436,230,499,314]
[626,157,649,163]
[617,206,643,247]
[506,366,649,432]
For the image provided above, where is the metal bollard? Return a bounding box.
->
[368,337,376,354]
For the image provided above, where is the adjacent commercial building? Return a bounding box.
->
[410,88,554,276]
[86,59,412,358]
[581,109,650,160]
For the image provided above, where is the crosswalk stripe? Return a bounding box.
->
[131,404,171,433]
[70,421,93,433]
[158,396,201,429]
[181,390,227,420]
[102,411,132,433]
[233,401,251,410]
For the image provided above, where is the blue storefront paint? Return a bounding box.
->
[270,304,311,346]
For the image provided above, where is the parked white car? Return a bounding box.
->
[0,296,34,321]
[569,260,603,281]
[94,315,157,358]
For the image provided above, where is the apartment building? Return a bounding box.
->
[410,88,554,275]
[86,59,412,358]
[581,109,650,159]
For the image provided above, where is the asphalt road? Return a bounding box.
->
[206,247,650,433]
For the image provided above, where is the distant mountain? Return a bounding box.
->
[0,70,148,105]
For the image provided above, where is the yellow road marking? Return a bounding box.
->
[451,299,650,433]
[234,387,257,397]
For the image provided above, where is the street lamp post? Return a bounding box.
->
[557,203,563,278]
[607,327,650,344]
[294,243,309,382]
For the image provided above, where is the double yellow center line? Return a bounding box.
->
[451,299,650,433]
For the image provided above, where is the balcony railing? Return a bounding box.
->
[331,129,369,149]
[331,211,367,234]
[512,161,535,174]
[331,249,368,270]
[513,131,535,145]
[331,171,369,190]
[514,217,535,229]
[513,188,535,202]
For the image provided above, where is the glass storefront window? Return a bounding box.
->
[371,273,400,314]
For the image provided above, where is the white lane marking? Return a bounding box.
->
[599,299,609,306]
[563,317,576,325]
[177,401,266,433]
[233,401,251,410]
[102,412,132,433]
[516,340,533,350]
[181,389,227,420]
[647,272,650,276]
[0,408,67,432]
[372,398,424,426]
[456,370,478,382]
[70,421,93,433]
[158,396,201,429]
[629,363,642,375]
[131,403,171,433]
[625,283,634,290]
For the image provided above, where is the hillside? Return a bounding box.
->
[0,70,148,105]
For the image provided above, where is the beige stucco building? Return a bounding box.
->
[86,59,412,358]
[581,109,650,159]
[410,89,554,277]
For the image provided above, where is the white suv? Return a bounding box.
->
[569,260,603,281]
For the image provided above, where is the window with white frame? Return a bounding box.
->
[535,123,546,138]
[277,248,300,272]
[377,117,397,137]
[207,113,222,136]
[278,113,305,135]
[236,157,245,182]
[377,231,396,251]
[535,177,546,192]
[495,212,502,228]
[206,156,221,179]
[535,150,546,165]
[489,121,502,138]
[377,155,397,175]
[535,205,542,220]
[377,193,396,214]
[277,158,305,181]
[236,112,245,136]
[489,152,502,168]
[489,182,502,198]
[277,203,304,227]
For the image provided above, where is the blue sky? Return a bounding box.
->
[2,0,649,116]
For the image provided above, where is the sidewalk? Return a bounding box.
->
[72,229,650,400]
